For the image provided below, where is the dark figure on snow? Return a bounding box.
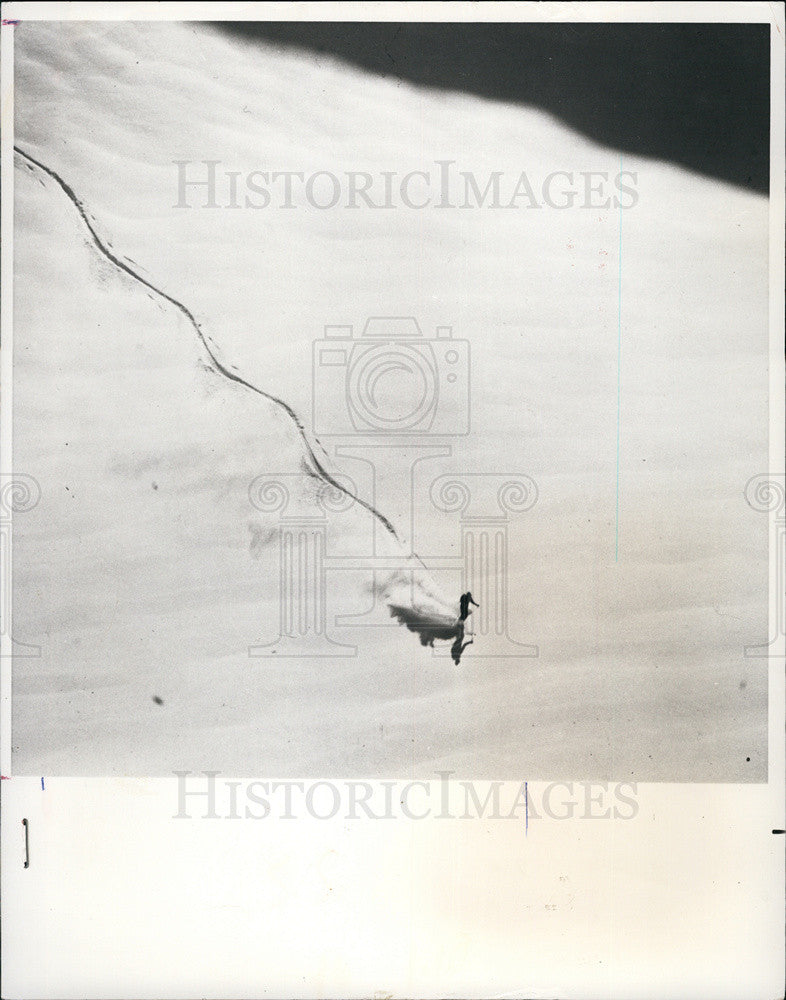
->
[459,591,479,621]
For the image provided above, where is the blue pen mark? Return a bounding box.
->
[525,780,528,835]
[41,777,45,791]
[615,156,623,562]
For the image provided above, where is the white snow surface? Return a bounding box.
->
[11,21,768,777]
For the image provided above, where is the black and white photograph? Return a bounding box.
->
[1,3,783,997]
[7,12,774,780]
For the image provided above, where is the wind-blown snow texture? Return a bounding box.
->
[13,21,768,778]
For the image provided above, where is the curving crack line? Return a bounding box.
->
[14,144,399,539]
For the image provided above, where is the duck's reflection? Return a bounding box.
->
[450,622,474,665]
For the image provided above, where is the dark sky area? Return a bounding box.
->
[212,21,770,193]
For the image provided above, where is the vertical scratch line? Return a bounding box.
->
[525,780,528,835]
[615,156,623,562]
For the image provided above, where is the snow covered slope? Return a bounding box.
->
[12,21,768,778]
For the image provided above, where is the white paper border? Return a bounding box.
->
[1,3,783,998]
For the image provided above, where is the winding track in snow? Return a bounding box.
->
[14,144,399,539]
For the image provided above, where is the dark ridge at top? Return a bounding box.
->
[211,21,770,194]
